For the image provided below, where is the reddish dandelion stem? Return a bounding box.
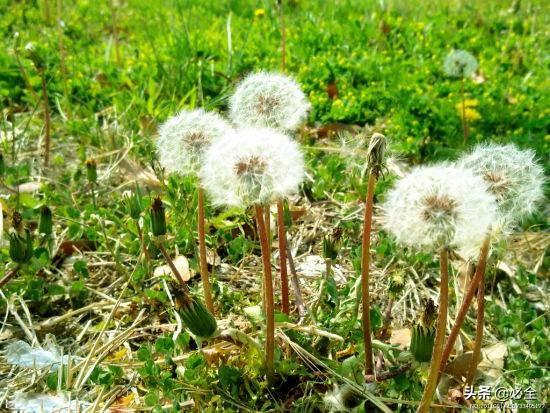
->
[361,173,376,375]
[417,248,449,413]
[198,187,215,314]
[277,199,289,314]
[255,204,275,382]
[440,237,490,372]
[466,277,485,385]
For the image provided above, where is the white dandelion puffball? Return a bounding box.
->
[443,50,479,78]
[156,109,233,175]
[382,165,497,256]
[200,127,305,207]
[229,72,310,132]
[457,144,545,230]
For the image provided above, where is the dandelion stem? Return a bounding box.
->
[264,206,271,251]
[135,220,150,263]
[157,240,188,290]
[57,0,71,119]
[279,0,286,72]
[198,187,215,314]
[13,47,39,101]
[0,265,21,289]
[460,77,468,144]
[311,258,331,321]
[40,69,51,167]
[44,0,51,24]
[277,199,290,315]
[417,248,449,413]
[361,172,376,376]
[286,233,307,317]
[439,236,490,372]
[110,0,121,65]
[255,204,275,382]
[466,276,484,385]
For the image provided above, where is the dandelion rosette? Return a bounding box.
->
[457,143,545,231]
[199,127,304,207]
[443,50,479,78]
[381,165,497,257]
[229,72,310,132]
[156,109,233,175]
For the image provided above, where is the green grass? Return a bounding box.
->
[0,0,548,411]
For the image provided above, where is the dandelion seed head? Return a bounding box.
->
[381,165,497,256]
[199,127,305,207]
[156,109,232,175]
[229,72,310,132]
[457,143,545,231]
[443,50,479,78]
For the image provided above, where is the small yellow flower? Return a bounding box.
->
[332,99,344,108]
[463,108,481,121]
[254,8,265,17]
[456,99,481,121]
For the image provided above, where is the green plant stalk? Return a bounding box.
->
[360,172,376,376]
[417,248,449,413]
[439,236,490,372]
[156,237,188,289]
[277,199,290,314]
[13,47,39,101]
[90,183,125,278]
[44,0,51,24]
[279,0,286,72]
[57,0,71,119]
[255,204,275,382]
[460,77,468,143]
[110,0,121,65]
[40,69,51,167]
[466,276,484,385]
[285,233,307,316]
[311,258,331,321]
[0,265,21,289]
[198,187,215,314]
[135,219,150,264]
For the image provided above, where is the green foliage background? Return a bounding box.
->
[1,0,548,160]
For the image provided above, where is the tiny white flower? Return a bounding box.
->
[229,72,310,132]
[457,143,545,231]
[443,50,479,78]
[381,164,497,257]
[156,109,233,175]
[199,127,304,207]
